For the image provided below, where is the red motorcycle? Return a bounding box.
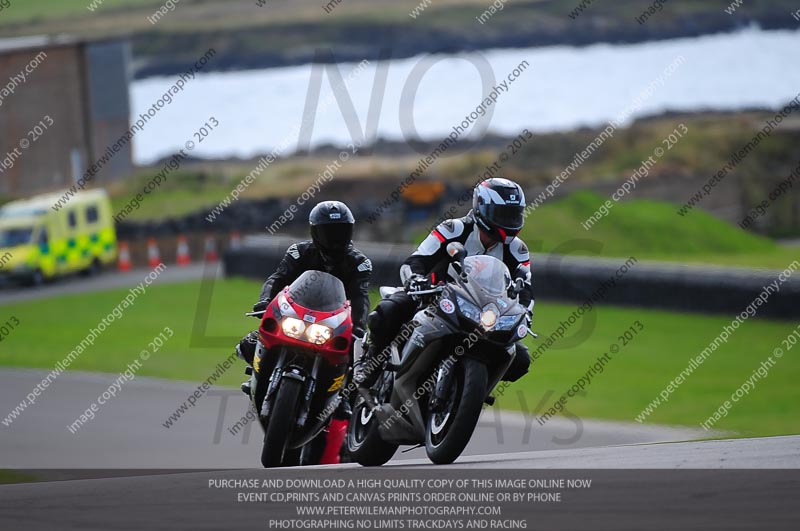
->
[246,270,353,467]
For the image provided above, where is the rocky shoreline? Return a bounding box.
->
[132,4,797,78]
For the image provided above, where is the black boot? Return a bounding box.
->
[236,331,259,366]
[334,368,354,419]
[334,395,352,419]
[353,343,383,389]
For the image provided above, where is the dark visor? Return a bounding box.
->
[315,223,353,250]
[484,204,524,230]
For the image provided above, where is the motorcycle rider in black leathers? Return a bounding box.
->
[354,178,533,388]
[237,201,372,414]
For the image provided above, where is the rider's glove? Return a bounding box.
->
[252,299,270,316]
[507,284,518,299]
[404,274,430,294]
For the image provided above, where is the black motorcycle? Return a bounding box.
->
[347,242,534,465]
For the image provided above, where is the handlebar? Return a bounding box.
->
[245,310,266,317]
[407,285,445,297]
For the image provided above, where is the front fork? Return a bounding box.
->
[429,341,512,412]
[430,359,456,413]
[259,347,321,431]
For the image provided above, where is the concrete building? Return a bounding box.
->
[0,35,132,198]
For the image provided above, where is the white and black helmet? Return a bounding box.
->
[472,178,526,244]
[309,201,354,254]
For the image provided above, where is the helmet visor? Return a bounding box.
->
[314,223,353,251]
[483,204,524,231]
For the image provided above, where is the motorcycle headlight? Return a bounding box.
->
[456,296,481,323]
[496,314,522,331]
[305,323,333,345]
[480,309,497,330]
[281,317,306,339]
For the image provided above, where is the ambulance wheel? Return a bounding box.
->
[28,269,45,287]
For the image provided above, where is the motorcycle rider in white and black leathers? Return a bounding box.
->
[236,201,372,416]
[354,178,533,389]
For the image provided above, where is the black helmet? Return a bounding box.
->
[472,178,525,244]
[309,201,354,254]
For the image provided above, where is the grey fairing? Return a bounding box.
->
[377,309,455,442]
[377,260,524,443]
[397,307,457,377]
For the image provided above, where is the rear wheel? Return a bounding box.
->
[347,398,398,466]
[261,378,302,468]
[425,358,487,465]
[27,269,44,287]
[83,259,102,277]
[347,375,397,467]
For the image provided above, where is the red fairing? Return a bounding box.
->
[259,287,352,366]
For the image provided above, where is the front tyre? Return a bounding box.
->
[299,430,328,466]
[425,358,488,465]
[261,378,302,468]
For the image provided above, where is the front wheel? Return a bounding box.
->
[425,358,487,465]
[299,430,328,466]
[261,378,302,468]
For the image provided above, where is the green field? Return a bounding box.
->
[0,0,506,34]
[415,190,798,270]
[1,279,797,437]
[3,0,797,38]
[107,163,328,222]
[0,0,164,25]
[0,470,36,484]
[109,171,243,222]
[517,191,799,270]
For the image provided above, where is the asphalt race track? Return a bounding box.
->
[1,369,798,530]
[0,436,797,530]
[0,264,215,306]
[0,369,707,469]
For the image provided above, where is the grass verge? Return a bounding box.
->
[517,191,799,270]
[414,190,797,270]
[1,278,797,437]
[0,470,37,484]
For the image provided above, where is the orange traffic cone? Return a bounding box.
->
[118,241,132,272]
[230,231,242,251]
[204,235,218,262]
[147,238,162,268]
[176,235,191,266]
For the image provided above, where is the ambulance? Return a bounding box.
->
[0,189,117,285]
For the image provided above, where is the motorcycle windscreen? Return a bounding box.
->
[287,270,346,312]
[461,255,511,298]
